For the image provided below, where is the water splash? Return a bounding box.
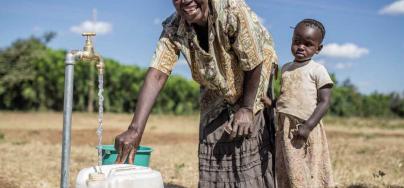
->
[97,72,104,167]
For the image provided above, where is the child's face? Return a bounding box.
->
[291,24,323,62]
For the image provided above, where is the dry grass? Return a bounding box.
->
[0,111,403,188]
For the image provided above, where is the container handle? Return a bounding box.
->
[108,166,141,176]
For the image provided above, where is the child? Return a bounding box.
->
[275,19,335,187]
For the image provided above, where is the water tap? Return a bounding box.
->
[80,32,98,61]
[72,32,105,74]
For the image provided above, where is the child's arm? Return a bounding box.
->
[296,84,332,139]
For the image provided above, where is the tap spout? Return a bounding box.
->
[95,54,105,75]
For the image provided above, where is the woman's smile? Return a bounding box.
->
[182,1,200,16]
[173,0,208,25]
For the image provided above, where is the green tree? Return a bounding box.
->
[390,92,404,117]
[0,37,46,110]
[1,34,403,117]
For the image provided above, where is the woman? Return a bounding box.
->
[114,0,278,187]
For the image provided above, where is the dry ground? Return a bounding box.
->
[0,112,403,188]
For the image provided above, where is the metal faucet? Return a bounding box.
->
[70,32,105,74]
[60,32,105,188]
[81,32,97,60]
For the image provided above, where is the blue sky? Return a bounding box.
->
[1,0,403,94]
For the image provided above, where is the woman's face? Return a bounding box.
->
[172,0,209,26]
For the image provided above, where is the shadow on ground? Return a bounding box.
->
[164,183,187,188]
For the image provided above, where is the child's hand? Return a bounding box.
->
[295,123,311,140]
[261,96,272,108]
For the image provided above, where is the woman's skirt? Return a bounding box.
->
[198,110,275,188]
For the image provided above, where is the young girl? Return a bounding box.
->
[275,19,335,187]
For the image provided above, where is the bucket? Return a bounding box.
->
[97,145,152,167]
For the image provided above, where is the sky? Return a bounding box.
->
[0,0,403,94]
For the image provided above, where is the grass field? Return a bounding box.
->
[0,112,403,188]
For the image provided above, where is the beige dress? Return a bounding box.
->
[276,60,335,188]
[150,0,278,187]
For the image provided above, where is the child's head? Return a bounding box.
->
[291,19,325,62]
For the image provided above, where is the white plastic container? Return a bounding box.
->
[76,164,164,188]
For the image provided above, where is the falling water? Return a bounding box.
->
[97,72,104,167]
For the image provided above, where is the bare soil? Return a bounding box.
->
[0,112,403,187]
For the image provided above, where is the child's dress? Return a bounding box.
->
[275,60,335,187]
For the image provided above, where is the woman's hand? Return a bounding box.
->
[114,127,142,164]
[227,63,262,140]
[229,107,254,139]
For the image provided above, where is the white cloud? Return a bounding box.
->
[70,20,112,35]
[335,63,352,70]
[321,43,369,59]
[379,0,404,15]
[153,18,162,25]
[315,59,352,70]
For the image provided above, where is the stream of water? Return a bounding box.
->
[97,72,104,167]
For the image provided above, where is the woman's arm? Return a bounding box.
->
[229,63,262,139]
[114,67,168,164]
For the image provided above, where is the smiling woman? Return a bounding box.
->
[172,0,209,26]
[113,0,278,187]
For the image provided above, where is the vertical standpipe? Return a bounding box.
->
[60,52,76,188]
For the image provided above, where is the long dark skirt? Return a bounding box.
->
[198,110,275,188]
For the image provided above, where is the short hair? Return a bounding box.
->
[296,19,326,42]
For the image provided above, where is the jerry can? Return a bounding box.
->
[76,164,164,188]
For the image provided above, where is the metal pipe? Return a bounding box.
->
[60,52,76,188]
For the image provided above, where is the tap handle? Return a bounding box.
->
[82,32,96,42]
[82,32,96,37]
[81,32,96,55]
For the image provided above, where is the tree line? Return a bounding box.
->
[0,34,199,114]
[0,34,403,117]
